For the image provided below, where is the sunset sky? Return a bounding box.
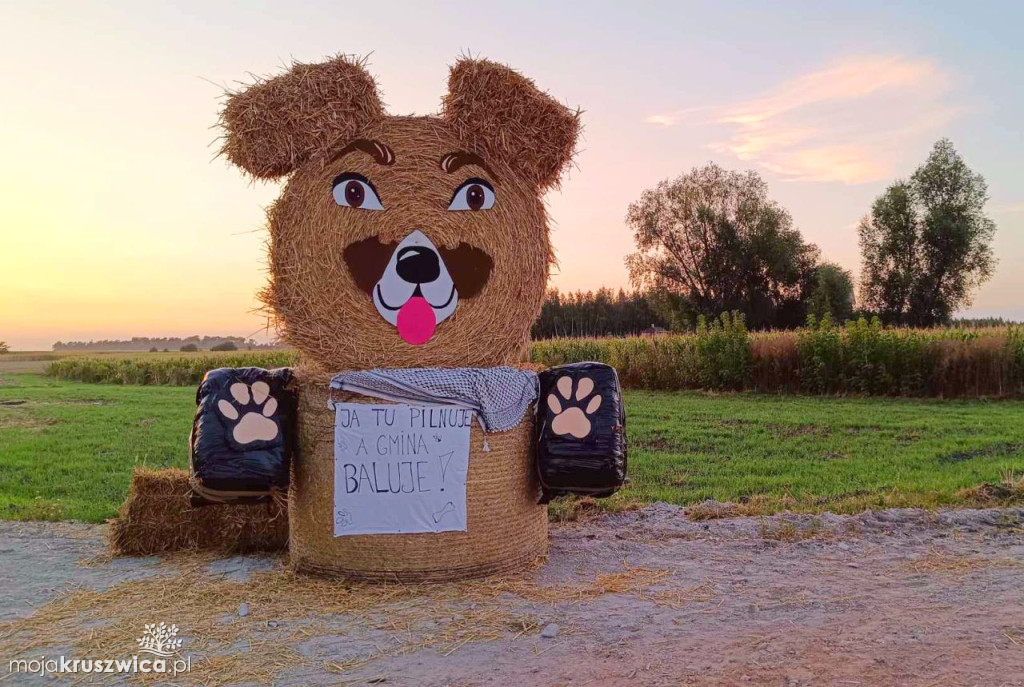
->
[2,0,1022,350]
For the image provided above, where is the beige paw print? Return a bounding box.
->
[547,376,602,439]
[217,382,279,444]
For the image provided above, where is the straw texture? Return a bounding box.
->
[290,368,548,581]
[443,57,581,191]
[217,54,579,371]
[110,468,288,556]
[261,114,555,371]
[219,54,384,180]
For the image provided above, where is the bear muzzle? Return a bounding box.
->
[343,230,493,346]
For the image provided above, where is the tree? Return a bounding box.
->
[646,288,699,332]
[179,343,199,352]
[210,341,238,352]
[858,139,996,326]
[531,288,671,339]
[626,163,819,329]
[0,342,8,354]
[807,263,855,324]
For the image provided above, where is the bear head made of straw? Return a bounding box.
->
[220,55,581,371]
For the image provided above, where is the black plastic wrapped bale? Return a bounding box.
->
[536,362,627,502]
[189,367,297,506]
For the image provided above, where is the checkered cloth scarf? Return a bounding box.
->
[330,367,539,434]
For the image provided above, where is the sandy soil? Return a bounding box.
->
[2,505,1023,686]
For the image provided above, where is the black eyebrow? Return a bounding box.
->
[329,139,395,165]
[440,151,497,181]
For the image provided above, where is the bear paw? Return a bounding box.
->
[217,382,279,444]
[546,376,602,439]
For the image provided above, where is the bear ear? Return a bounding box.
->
[219,54,384,180]
[442,57,581,190]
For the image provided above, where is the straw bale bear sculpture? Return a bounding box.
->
[194,53,625,578]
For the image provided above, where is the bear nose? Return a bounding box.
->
[395,246,441,284]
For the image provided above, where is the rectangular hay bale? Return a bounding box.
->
[109,467,288,556]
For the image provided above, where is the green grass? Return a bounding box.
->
[1,373,1022,523]
[609,390,1024,517]
[0,374,193,521]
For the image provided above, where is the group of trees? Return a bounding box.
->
[619,139,996,331]
[532,289,669,339]
[167,341,238,352]
[532,274,856,339]
[950,317,1018,328]
[623,163,856,330]
[53,336,283,352]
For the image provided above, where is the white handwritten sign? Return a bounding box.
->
[333,403,472,536]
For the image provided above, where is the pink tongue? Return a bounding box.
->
[396,296,436,345]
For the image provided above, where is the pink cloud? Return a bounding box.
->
[647,56,958,184]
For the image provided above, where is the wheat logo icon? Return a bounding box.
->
[136,622,183,657]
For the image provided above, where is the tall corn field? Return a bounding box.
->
[44,318,1024,397]
[46,351,297,386]
[532,316,1024,398]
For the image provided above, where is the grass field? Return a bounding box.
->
[622,390,1024,519]
[1,371,1022,523]
[0,374,193,521]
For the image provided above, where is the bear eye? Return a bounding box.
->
[448,178,495,212]
[332,173,384,211]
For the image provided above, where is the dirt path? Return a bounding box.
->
[2,506,1023,686]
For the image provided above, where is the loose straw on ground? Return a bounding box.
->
[0,554,675,685]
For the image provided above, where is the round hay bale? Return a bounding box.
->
[289,368,548,581]
[262,114,554,372]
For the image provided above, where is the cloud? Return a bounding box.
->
[647,56,957,184]
[644,113,680,127]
